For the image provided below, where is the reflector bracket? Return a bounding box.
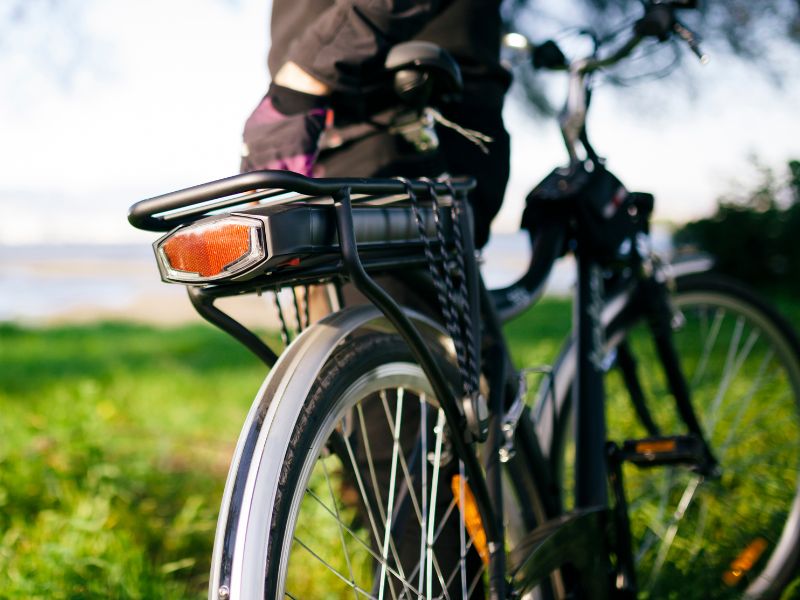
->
[634,439,677,455]
[451,474,490,565]
[155,216,265,283]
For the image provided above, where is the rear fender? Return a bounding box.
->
[208,304,452,600]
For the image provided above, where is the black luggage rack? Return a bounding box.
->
[128,170,475,233]
[128,170,477,365]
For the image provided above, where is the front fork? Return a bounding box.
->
[574,266,719,597]
[599,271,721,597]
[639,275,719,475]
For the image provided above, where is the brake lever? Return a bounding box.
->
[673,18,709,64]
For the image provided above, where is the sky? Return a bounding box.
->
[1,0,799,245]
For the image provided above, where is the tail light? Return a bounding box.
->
[154,216,266,283]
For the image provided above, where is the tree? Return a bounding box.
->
[505,0,800,114]
[674,159,800,292]
[506,0,800,58]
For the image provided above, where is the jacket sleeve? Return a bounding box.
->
[286,0,441,92]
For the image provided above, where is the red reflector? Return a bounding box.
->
[162,222,252,277]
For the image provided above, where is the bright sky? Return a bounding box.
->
[1,0,799,245]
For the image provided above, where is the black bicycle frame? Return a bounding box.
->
[129,168,715,598]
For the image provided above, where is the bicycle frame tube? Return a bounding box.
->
[639,276,718,472]
[573,253,610,508]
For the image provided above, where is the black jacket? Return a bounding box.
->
[268,0,511,115]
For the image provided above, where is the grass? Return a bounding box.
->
[0,290,798,598]
[0,322,270,598]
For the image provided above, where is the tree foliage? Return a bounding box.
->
[506,0,800,57]
[674,159,800,292]
[504,0,800,114]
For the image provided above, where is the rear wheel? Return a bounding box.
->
[265,332,487,599]
[604,274,800,598]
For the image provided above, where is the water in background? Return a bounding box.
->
[0,244,175,322]
[0,229,671,323]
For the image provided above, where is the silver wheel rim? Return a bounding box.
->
[277,362,485,600]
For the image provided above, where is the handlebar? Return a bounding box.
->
[128,170,475,232]
[572,4,705,74]
[504,1,706,165]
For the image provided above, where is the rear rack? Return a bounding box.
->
[128,170,477,367]
[128,170,563,362]
[128,170,475,232]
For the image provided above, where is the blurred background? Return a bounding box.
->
[1,0,799,597]
[1,0,799,323]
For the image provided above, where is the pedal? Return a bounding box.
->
[619,435,705,468]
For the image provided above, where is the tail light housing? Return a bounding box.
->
[154,216,266,283]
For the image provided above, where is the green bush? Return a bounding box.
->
[675,159,800,293]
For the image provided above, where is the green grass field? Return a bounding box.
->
[1,293,799,598]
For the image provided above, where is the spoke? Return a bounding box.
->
[432,498,459,543]
[427,410,446,599]
[718,386,793,446]
[357,403,389,528]
[379,391,425,528]
[635,468,676,562]
[341,422,387,552]
[430,553,452,600]
[645,475,702,588]
[708,350,786,436]
[355,402,410,599]
[378,389,405,600]
[457,461,468,600]
[716,347,773,458]
[341,421,410,598]
[294,536,380,599]
[305,488,425,597]
[466,561,486,598]
[691,307,725,387]
[405,496,458,585]
[380,393,461,599]
[705,317,750,436]
[444,537,476,595]
[419,393,428,594]
[320,456,359,599]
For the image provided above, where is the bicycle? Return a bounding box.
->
[128,2,800,598]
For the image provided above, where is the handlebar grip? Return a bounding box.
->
[634,5,674,41]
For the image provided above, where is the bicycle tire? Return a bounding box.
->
[547,273,800,598]
[256,331,488,599]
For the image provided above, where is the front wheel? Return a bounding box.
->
[604,274,800,598]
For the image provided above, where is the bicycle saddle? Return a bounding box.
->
[385,41,463,109]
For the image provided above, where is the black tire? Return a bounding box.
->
[600,273,800,598]
[263,332,487,599]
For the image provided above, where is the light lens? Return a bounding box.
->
[450,474,489,565]
[157,218,264,282]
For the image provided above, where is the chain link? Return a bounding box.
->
[397,177,480,401]
[440,180,480,397]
